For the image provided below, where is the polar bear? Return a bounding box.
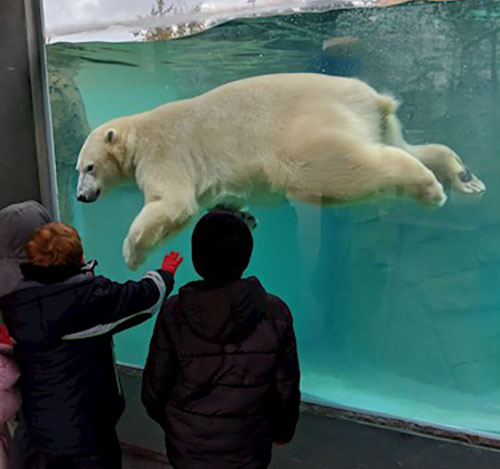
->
[76,73,485,269]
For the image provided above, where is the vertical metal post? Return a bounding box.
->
[0,0,59,219]
[24,0,60,220]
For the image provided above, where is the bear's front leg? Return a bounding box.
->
[123,198,198,270]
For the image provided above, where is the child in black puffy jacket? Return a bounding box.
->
[142,210,301,469]
[0,220,182,469]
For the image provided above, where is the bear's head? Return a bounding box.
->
[76,122,134,203]
[413,144,486,197]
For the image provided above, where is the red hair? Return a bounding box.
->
[25,222,83,268]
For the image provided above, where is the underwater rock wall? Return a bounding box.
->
[313,2,500,394]
[48,64,90,224]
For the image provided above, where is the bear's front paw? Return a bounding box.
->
[123,237,145,271]
[209,204,258,230]
[239,210,258,231]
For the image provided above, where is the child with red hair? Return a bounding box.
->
[1,221,182,468]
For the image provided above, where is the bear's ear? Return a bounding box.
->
[104,128,117,144]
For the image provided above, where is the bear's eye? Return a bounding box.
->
[86,164,95,173]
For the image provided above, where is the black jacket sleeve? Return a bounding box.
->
[142,298,179,427]
[64,271,174,337]
[272,310,301,444]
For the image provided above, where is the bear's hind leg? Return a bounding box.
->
[284,135,446,207]
[378,145,448,206]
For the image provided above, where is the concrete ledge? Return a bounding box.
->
[301,403,500,451]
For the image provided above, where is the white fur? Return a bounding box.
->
[76,73,484,269]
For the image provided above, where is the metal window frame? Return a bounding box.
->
[24,0,60,220]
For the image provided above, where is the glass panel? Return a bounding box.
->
[47,0,500,435]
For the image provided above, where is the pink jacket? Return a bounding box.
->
[0,344,21,425]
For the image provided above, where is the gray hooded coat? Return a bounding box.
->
[0,201,52,299]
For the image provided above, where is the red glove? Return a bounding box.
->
[161,251,183,275]
[273,441,287,447]
[0,325,13,346]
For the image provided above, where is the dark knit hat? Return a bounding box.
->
[192,210,253,284]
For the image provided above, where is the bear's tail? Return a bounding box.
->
[376,95,409,148]
[376,94,399,119]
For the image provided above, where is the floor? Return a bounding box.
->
[123,452,170,469]
[117,369,500,468]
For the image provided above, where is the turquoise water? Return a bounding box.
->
[47,0,500,435]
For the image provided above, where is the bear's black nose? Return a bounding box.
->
[77,194,88,202]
